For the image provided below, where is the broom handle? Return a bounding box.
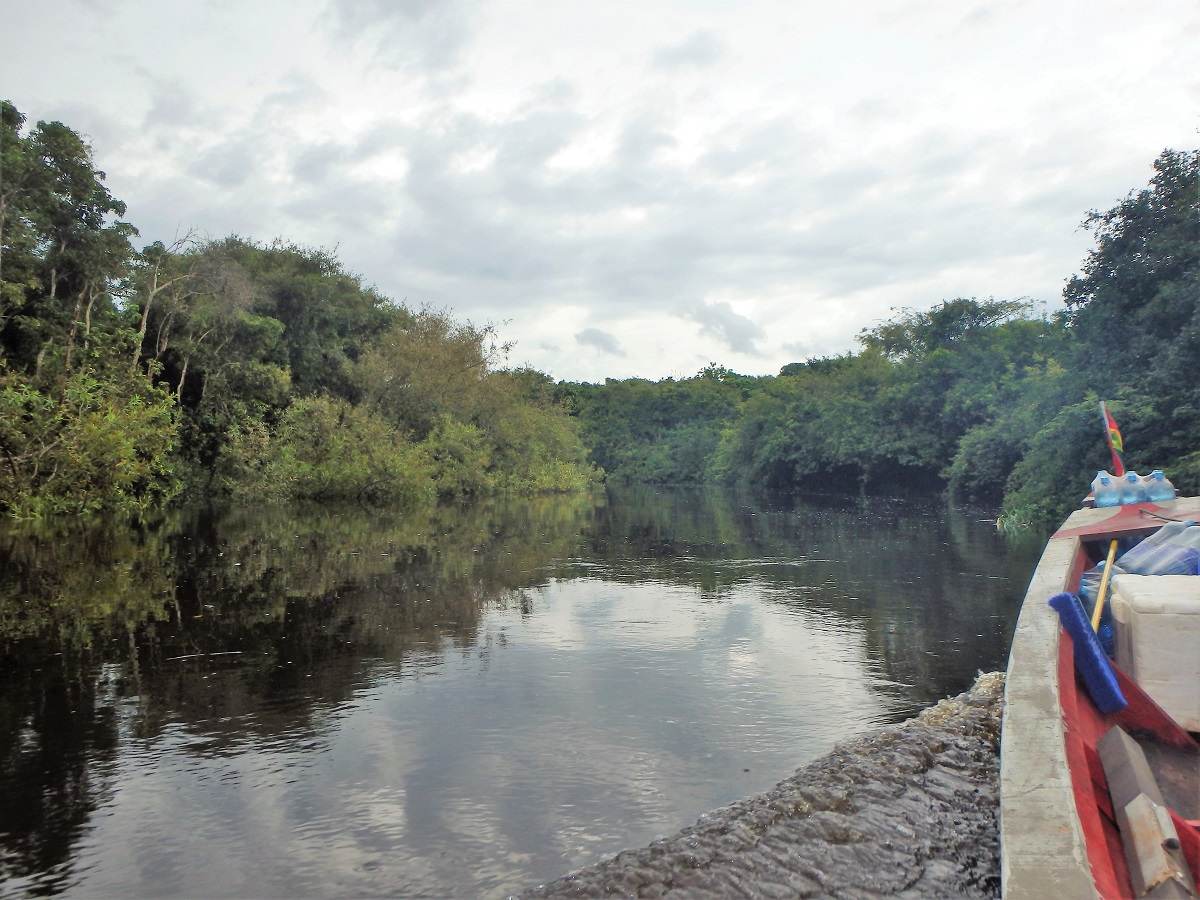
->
[1090,539,1119,632]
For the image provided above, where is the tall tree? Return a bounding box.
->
[355,309,510,441]
[213,238,401,401]
[1065,149,1200,404]
[1052,149,1200,496]
[0,102,136,376]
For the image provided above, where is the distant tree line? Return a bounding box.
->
[563,148,1200,524]
[0,100,596,517]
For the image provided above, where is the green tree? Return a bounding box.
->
[211,238,402,400]
[0,340,179,517]
[476,369,596,494]
[355,308,510,440]
[991,149,1200,521]
[354,311,594,497]
[564,370,746,483]
[1063,149,1200,491]
[944,357,1076,503]
[217,395,434,505]
[0,101,137,376]
[728,353,931,493]
[1065,150,1200,390]
[0,102,177,518]
[858,298,1029,362]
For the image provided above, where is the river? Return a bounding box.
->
[0,486,1041,897]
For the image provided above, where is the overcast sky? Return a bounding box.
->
[3,1,1198,382]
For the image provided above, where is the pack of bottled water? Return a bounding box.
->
[1090,469,1175,507]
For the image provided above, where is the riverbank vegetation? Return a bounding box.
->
[3,99,1196,523]
[0,101,596,517]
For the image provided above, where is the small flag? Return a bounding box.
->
[1100,401,1125,476]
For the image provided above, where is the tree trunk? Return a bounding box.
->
[155,314,174,359]
[83,285,97,351]
[133,295,153,372]
[176,354,190,403]
[63,291,85,372]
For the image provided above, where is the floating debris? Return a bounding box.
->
[164,651,245,662]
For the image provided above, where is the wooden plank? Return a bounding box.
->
[1098,727,1166,810]
[1099,728,1198,899]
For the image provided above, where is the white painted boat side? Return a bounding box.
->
[1000,526,1097,899]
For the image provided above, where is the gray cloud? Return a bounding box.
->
[325,0,482,74]
[127,71,1098,372]
[43,103,124,161]
[699,118,812,179]
[143,82,200,129]
[187,140,260,189]
[291,142,348,186]
[67,0,119,12]
[576,328,626,356]
[12,0,1183,384]
[780,339,819,362]
[688,302,765,355]
[652,30,727,69]
[281,177,395,236]
[960,4,1001,29]
[305,88,1047,336]
[495,107,586,175]
[261,72,329,115]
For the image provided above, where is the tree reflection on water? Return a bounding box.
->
[0,496,595,893]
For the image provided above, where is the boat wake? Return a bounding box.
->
[520,672,1005,898]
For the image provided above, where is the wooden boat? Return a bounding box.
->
[1000,497,1200,898]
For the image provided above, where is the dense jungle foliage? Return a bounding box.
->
[564,148,1200,524]
[0,101,596,517]
[2,99,1197,524]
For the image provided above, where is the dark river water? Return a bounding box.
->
[0,486,1042,898]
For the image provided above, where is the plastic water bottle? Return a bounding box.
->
[1175,524,1200,551]
[1118,471,1146,505]
[1092,471,1120,508]
[1080,561,1126,606]
[1115,519,1196,573]
[1143,469,1176,502]
[1123,543,1199,575]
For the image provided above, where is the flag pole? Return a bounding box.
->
[1093,400,1125,633]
